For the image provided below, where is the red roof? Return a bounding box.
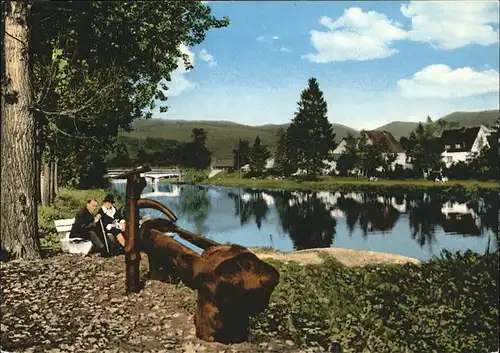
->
[361,130,405,153]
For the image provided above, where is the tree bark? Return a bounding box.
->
[35,118,44,205]
[53,158,58,198]
[48,161,54,204]
[1,1,41,259]
[40,159,57,206]
[41,161,49,206]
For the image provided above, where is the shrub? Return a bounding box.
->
[251,250,499,353]
[182,168,208,183]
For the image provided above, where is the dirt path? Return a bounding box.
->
[0,247,418,352]
[0,254,310,353]
[251,247,421,267]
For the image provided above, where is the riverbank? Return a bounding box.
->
[207,172,499,192]
[250,247,421,267]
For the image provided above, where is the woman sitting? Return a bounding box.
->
[97,194,126,251]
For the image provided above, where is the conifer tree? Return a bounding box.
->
[286,77,336,179]
[232,139,251,170]
[249,136,270,174]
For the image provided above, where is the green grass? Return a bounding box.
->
[207,172,499,192]
[251,250,499,352]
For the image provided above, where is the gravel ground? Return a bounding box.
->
[0,253,320,353]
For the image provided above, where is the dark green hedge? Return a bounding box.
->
[251,250,499,353]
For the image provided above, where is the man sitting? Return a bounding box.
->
[97,194,126,252]
[69,199,107,255]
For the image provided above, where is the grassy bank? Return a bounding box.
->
[251,250,499,352]
[38,188,123,254]
[207,172,499,192]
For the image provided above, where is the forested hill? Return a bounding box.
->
[375,109,499,140]
[119,109,498,160]
[123,119,357,160]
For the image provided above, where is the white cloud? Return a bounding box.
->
[401,1,499,50]
[397,64,500,99]
[199,49,217,67]
[303,7,408,62]
[257,35,292,53]
[159,43,196,97]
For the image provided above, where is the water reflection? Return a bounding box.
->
[227,190,270,229]
[272,191,337,250]
[111,180,498,260]
[178,185,211,234]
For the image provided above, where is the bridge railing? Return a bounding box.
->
[108,168,182,174]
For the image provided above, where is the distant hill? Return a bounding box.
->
[121,109,498,159]
[124,120,357,159]
[375,109,499,140]
[438,110,499,127]
[375,121,419,140]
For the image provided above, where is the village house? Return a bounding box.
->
[210,159,234,172]
[439,125,491,168]
[238,157,275,172]
[327,130,410,174]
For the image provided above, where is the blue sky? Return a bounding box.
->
[154,1,499,130]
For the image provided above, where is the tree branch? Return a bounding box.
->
[4,30,27,47]
[34,79,119,118]
[46,119,99,143]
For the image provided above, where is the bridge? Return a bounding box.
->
[106,168,184,184]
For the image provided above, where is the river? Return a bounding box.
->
[111,181,498,261]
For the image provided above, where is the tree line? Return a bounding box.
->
[1,1,229,259]
[107,128,211,171]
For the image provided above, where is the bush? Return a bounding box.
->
[251,250,499,352]
[389,165,416,179]
[444,161,474,180]
[38,188,123,253]
[182,169,208,183]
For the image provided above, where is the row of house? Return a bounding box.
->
[330,124,494,172]
[211,124,496,174]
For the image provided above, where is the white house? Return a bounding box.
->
[361,130,409,170]
[239,157,274,172]
[327,130,410,174]
[440,125,491,168]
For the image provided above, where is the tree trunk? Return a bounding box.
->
[48,161,54,204]
[53,158,58,197]
[41,161,50,206]
[35,116,44,205]
[1,1,41,259]
[40,160,57,206]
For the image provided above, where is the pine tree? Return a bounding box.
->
[232,139,251,170]
[274,128,292,175]
[286,77,336,179]
[249,136,270,174]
